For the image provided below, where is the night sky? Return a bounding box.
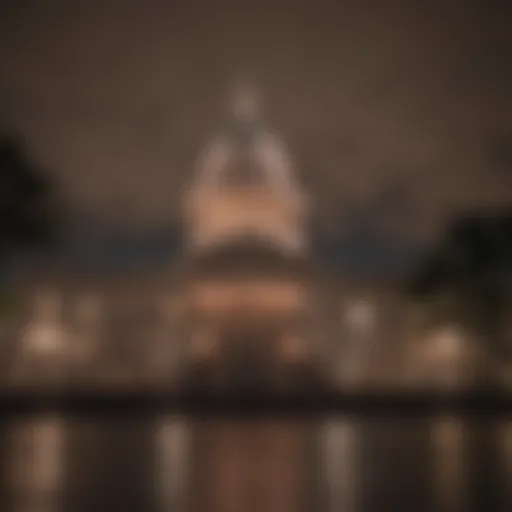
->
[0,0,511,246]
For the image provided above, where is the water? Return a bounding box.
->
[0,415,510,512]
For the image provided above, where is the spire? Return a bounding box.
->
[230,79,260,123]
[228,79,262,145]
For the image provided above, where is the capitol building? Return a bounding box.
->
[1,84,487,394]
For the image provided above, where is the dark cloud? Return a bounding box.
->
[0,0,511,243]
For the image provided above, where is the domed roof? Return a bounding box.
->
[183,83,310,257]
[211,148,270,188]
[186,83,306,204]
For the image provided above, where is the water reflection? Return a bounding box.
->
[320,418,360,512]
[154,416,190,512]
[499,420,512,510]
[0,415,510,512]
[431,415,468,512]
[3,415,65,512]
[63,419,155,512]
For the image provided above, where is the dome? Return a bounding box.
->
[183,84,309,256]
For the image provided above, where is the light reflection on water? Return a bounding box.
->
[2,415,65,512]
[320,418,360,512]
[499,419,512,508]
[0,415,510,512]
[154,416,190,512]
[431,416,468,512]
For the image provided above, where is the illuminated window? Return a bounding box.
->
[343,298,376,334]
[23,289,66,355]
[23,324,65,354]
[426,326,467,361]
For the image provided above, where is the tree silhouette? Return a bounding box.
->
[0,134,63,318]
[408,210,512,359]
[0,134,61,258]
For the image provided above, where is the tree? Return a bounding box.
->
[408,211,512,359]
[0,135,62,253]
[0,134,63,318]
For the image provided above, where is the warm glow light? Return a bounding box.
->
[343,298,376,333]
[188,281,307,314]
[22,323,65,354]
[5,416,65,505]
[187,188,307,254]
[155,417,190,512]
[321,419,360,512]
[428,326,466,360]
